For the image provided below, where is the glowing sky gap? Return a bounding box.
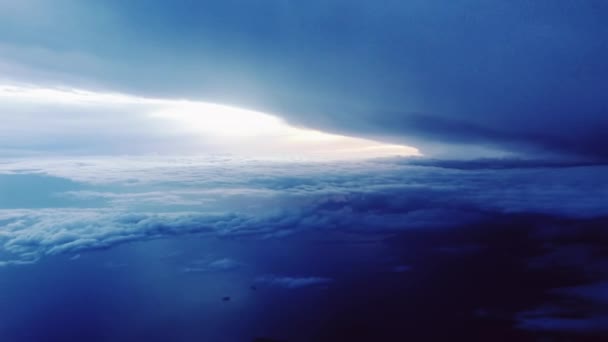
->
[0,84,419,159]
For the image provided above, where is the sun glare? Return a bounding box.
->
[0,84,420,159]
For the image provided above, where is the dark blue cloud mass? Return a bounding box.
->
[0,1,606,158]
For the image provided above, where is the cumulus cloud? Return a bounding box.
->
[1,156,607,266]
[2,156,608,217]
[61,190,216,207]
[0,209,258,266]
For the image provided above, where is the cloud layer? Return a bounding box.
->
[1,156,607,266]
[0,84,418,158]
[1,1,606,159]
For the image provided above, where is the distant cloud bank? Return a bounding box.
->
[0,156,607,266]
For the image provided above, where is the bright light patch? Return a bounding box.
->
[150,102,288,137]
[0,84,420,159]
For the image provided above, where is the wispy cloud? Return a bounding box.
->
[255,276,333,289]
[181,258,242,273]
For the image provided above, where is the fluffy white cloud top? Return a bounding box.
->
[1,156,607,266]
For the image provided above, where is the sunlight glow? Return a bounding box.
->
[0,84,420,159]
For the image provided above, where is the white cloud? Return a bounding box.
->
[0,209,245,265]
[0,84,419,159]
[1,156,607,266]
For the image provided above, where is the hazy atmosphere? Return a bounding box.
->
[1,1,607,341]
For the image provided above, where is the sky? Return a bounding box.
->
[1,1,607,341]
[0,84,418,158]
[1,0,607,159]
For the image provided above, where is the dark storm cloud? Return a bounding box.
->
[399,157,608,170]
[514,215,608,335]
[308,213,608,340]
[1,1,606,158]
